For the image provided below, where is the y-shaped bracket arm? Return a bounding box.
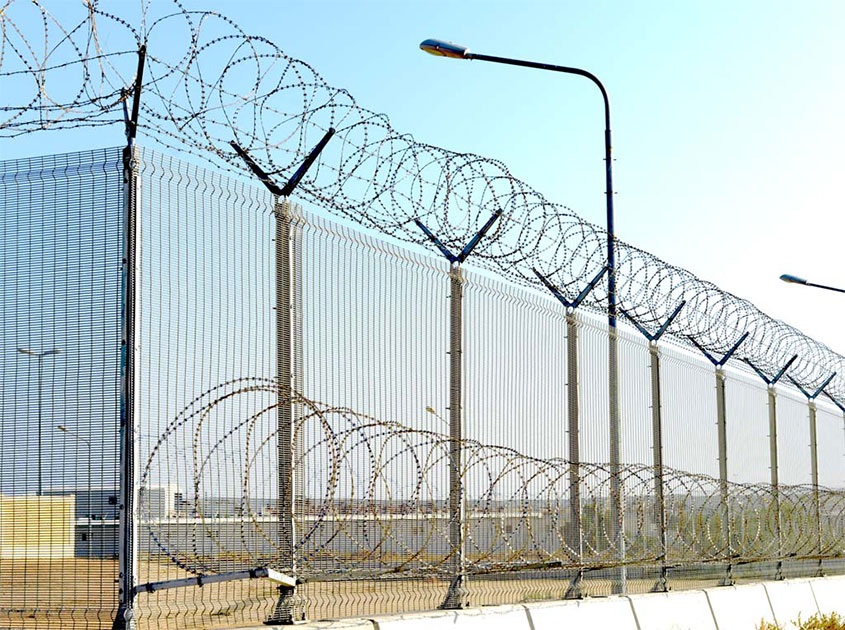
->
[789,372,837,401]
[688,331,749,368]
[744,355,798,387]
[414,210,502,264]
[620,301,685,343]
[230,127,336,197]
[532,265,609,310]
[122,45,147,145]
[822,389,845,413]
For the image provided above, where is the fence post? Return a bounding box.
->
[767,386,783,579]
[787,372,834,579]
[617,302,683,592]
[565,310,583,598]
[229,134,336,624]
[715,367,734,585]
[808,400,823,577]
[114,140,140,630]
[744,355,795,581]
[114,47,145,630]
[688,332,747,587]
[531,266,607,598]
[440,264,469,609]
[609,325,627,594]
[267,198,304,623]
[413,211,500,609]
[649,342,668,592]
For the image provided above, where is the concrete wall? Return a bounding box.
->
[0,494,75,559]
[226,576,845,630]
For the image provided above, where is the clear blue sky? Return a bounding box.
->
[6,0,845,355]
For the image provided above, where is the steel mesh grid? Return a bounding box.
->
[724,367,770,485]
[5,145,845,626]
[776,390,814,487]
[294,200,453,618]
[815,405,845,489]
[132,147,280,628]
[460,267,572,606]
[0,147,124,629]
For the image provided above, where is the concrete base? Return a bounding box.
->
[222,576,842,630]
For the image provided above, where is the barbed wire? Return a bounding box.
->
[1,0,844,399]
[140,379,845,579]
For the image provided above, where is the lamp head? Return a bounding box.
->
[420,39,469,59]
[780,274,807,285]
[57,425,68,432]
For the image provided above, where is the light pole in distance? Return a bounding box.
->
[17,347,62,496]
[57,424,93,550]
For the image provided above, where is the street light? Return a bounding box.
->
[57,425,93,548]
[17,347,62,495]
[780,274,845,294]
[418,39,617,331]
[419,38,626,593]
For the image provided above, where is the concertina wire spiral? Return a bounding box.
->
[1,0,843,400]
[140,378,845,578]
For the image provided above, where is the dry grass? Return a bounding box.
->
[759,613,845,630]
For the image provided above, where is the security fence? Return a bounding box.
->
[3,3,845,629]
[3,146,845,629]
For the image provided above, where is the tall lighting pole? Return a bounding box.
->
[17,348,62,496]
[419,39,625,592]
[57,425,93,549]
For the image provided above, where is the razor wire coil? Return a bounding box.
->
[2,0,844,401]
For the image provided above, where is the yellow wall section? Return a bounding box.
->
[0,495,76,559]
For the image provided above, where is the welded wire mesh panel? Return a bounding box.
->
[294,208,451,617]
[0,148,123,629]
[616,326,653,469]
[815,404,845,489]
[11,145,845,627]
[461,268,569,605]
[132,148,280,629]
[657,342,722,589]
[660,344,719,477]
[578,314,610,466]
[776,389,813,486]
[725,368,770,484]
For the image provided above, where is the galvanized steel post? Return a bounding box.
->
[565,311,583,598]
[649,342,668,591]
[809,400,822,577]
[114,141,140,630]
[267,198,304,623]
[715,367,733,585]
[767,386,783,579]
[441,264,468,609]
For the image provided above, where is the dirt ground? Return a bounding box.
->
[0,557,825,629]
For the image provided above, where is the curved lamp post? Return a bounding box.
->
[17,347,62,496]
[418,39,616,327]
[780,274,845,294]
[420,38,626,594]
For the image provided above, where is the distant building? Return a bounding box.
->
[139,484,183,520]
[42,486,119,520]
